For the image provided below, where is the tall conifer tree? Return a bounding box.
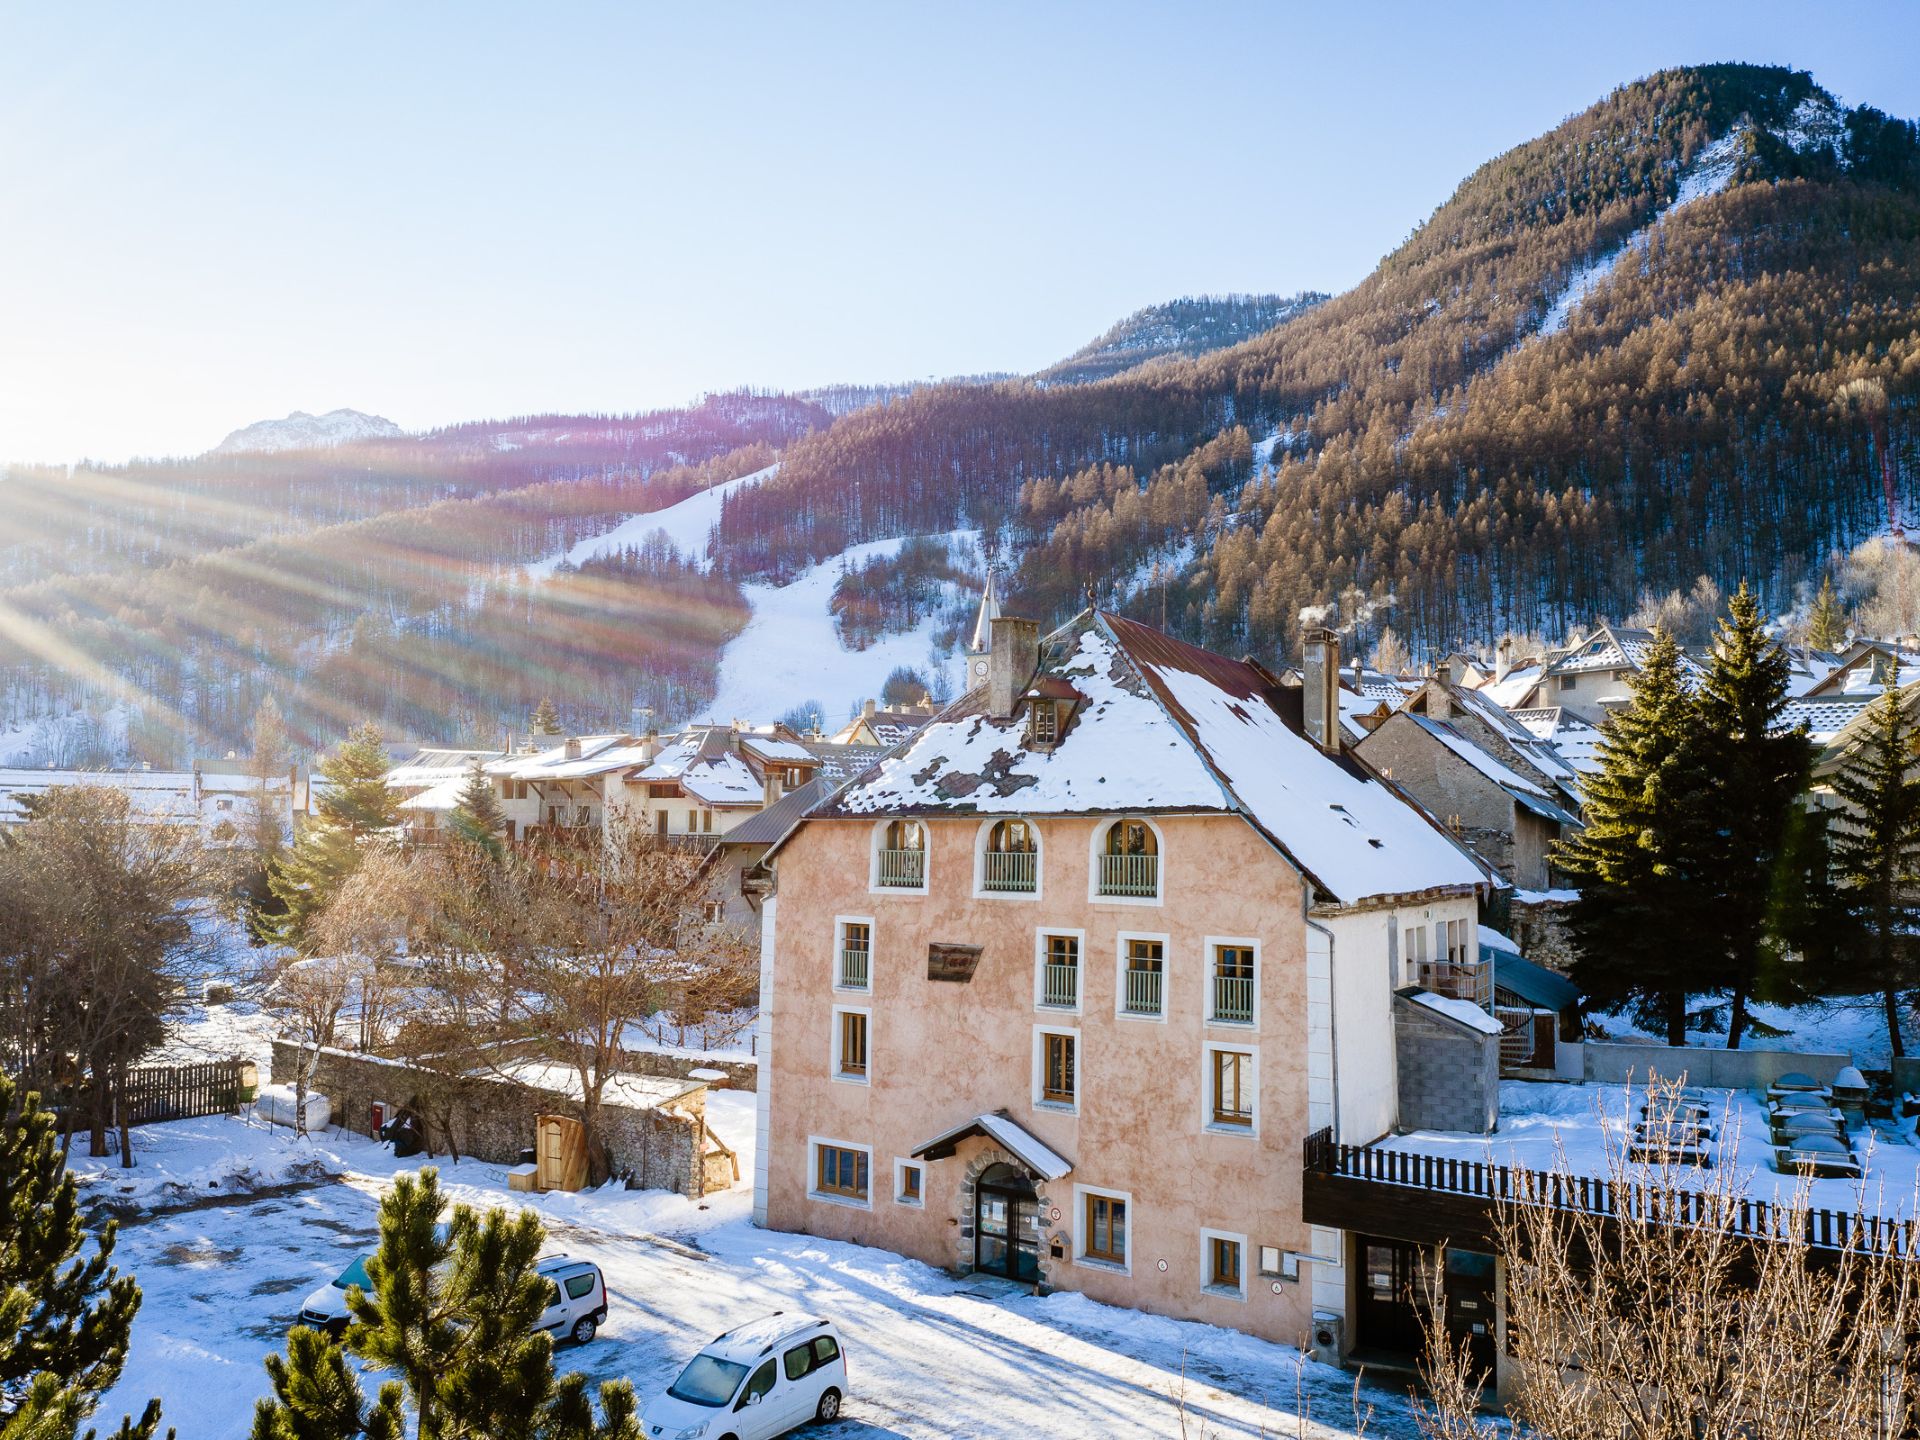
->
[259,724,397,947]
[1807,574,1848,651]
[1695,584,1815,1047]
[1828,684,1920,1057]
[447,760,507,860]
[1555,630,1715,1044]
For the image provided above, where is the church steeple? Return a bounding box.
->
[963,567,1001,692]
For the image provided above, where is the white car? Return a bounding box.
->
[642,1313,847,1439]
[297,1246,606,1346]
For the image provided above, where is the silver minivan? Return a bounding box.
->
[641,1312,847,1439]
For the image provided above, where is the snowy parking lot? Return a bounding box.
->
[85,1107,1421,1440]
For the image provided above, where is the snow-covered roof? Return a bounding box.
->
[1401,987,1505,1036]
[1480,663,1544,708]
[1781,695,1875,743]
[386,748,502,790]
[1541,625,1703,681]
[634,731,765,806]
[913,1112,1072,1181]
[0,767,201,824]
[1406,716,1581,827]
[397,776,468,812]
[488,735,634,781]
[1509,707,1605,776]
[814,612,1486,906]
[738,735,817,765]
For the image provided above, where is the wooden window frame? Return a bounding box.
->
[1077,1186,1131,1270]
[1201,1227,1249,1300]
[832,1006,871,1085]
[1032,1025,1080,1114]
[809,1137,872,1207]
[894,1159,924,1207]
[1204,1044,1257,1136]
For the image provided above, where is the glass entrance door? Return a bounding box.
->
[974,1165,1041,1281]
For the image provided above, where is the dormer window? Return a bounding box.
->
[1023,676,1081,749]
[1030,702,1059,746]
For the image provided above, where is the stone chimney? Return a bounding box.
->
[563,737,581,760]
[988,617,1041,719]
[1301,627,1341,755]
[1447,654,1470,687]
[1495,636,1512,684]
[862,698,877,720]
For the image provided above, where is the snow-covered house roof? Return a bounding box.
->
[1405,715,1582,827]
[807,611,1486,907]
[487,735,635,782]
[1781,694,1875,744]
[1400,986,1506,1036]
[1480,663,1545,709]
[913,1112,1071,1181]
[1800,639,1920,698]
[386,747,504,792]
[633,729,766,807]
[1509,707,1605,776]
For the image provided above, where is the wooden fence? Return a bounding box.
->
[117,1059,246,1127]
[1304,1126,1920,1260]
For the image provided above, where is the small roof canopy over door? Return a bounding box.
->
[912,1111,1072,1181]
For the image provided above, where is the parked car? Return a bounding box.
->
[641,1312,846,1439]
[297,1240,605,1345]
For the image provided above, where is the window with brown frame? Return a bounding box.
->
[1210,1049,1253,1128]
[838,1011,868,1078]
[1085,1193,1127,1264]
[898,1163,922,1204]
[1208,1235,1242,1292]
[1029,701,1058,746]
[815,1144,868,1200]
[1041,1032,1076,1105]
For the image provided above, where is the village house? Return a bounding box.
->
[1504,623,1703,724]
[1355,673,1583,892]
[0,758,308,843]
[827,697,939,748]
[752,607,1495,1360]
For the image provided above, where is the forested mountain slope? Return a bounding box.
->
[719,64,1920,661]
[1032,292,1328,385]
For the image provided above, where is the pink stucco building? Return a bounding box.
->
[753,609,1490,1354]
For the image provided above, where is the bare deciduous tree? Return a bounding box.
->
[1418,1080,1920,1439]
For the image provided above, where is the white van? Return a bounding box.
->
[296,1248,606,1346]
[641,1313,847,1439]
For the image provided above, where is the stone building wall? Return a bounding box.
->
[271,1040,706,1198]
[621,1048,758,1090]
[1392,993,1500,1134]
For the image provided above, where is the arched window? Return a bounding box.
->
[1098,819,1159,897]
[876,819,926,888]
[982,819,1038,893]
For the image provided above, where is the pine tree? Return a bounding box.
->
[447,760,507,860]
[0,1074,167,1440]
[251,1170,640,1440]
[1695,584,1816,1047]
[259,724,397,947]
[1827,684,1920,1057]
[531,698,562,738]
[1554,630,1716,1045]
[1807,574,1848,651]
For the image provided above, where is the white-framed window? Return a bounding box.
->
[1203,1042,1257,1137]
[835,915,874,992]
[1116,932,1169,1021]
[1200,1227,1249,1301]
[1204,935,1259,1026]
[976,817,1041,899]
[1032,1025,1079,1114]
[894,1159,924,1207]
[831,1005,871,1086]
[1089,816,1164,904]
[1074,1183,1132,1273]
[870,817,928,893]
[1034,928,1084,1012]
[808,1136,872,1209]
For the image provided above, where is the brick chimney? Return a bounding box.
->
[1301,626,1341,755]
[989,617,1041,719]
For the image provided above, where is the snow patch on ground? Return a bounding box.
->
[523,463,778,579]
[95,1111,1419,1438]
[692,530,980,727]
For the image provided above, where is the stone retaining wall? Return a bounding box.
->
[271,1040,705,1198]
[622,1048,758,1091]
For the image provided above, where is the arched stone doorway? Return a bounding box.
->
[974,1162,1040,1281]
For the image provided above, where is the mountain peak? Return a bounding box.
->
[212,408,402,455]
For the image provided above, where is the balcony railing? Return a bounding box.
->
[1415,959,1491,1007]
[983,850,1037,893]
[876,848,925,888]
[1122,967,1163,1017]
[839,948,870,990]
[1098,852,1158,898]
[1211,975,1255,1024]
[1041,962,1078,1009]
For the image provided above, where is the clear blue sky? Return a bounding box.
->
[3,1,1917,464]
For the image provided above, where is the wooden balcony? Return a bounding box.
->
[1301,1128,1913,1261]
[876,847,925,888]
[983,850,1037,893]
[1098,852,1158,898]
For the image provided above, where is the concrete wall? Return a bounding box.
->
[761,811,1322,1346]
[1393,994,1500,1133]
[1581,1042,1851,1088]
[272,1040,707,1198]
